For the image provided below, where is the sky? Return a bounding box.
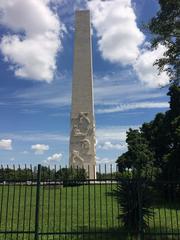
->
[0,0,170,167]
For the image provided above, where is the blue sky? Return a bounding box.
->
[0,0,169,167]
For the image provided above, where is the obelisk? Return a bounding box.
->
[69,10,96,179]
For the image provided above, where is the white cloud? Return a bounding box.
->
[0,0,65,82]
[96,156,115,165]
[48,153,62,161]
[88,1,169,87]
[97,101,169,114]
[96,128,126,143]
[21,150,29,154]
[94,76,166,106]
[44,152,63,165]
[98,141,126,150]
[88,0,144,65]
[31,144,49,154]
[0,132,68,142]
[96,125,139,143]
[96,126,136,157]
[134,44,169,87]
[0,139,12,150]
[12,73,71,108]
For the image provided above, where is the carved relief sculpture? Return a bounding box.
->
[81,138,90,153]
[72,150,84,166]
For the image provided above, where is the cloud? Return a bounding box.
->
[96,156,115,165]
[48,153,62,161]
[96,126,137,158]
[11,74,71,109]
[97,101,169,114]
[96,125,139,143]
[88,1,169,87]
[0,0,65,82]
[88,0,144,65]
[21,150,29,154]
[134,44,169,87]
[98,141,126,150]
[3,69,168,114]
[31,144,49,154]
[94,72,168,107]
[44,152,63,165]
[0,132,68,142]
[0,139,12,150]
[96,128,126,143]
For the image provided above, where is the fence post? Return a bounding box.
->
[137,177,143,240]
[35,164,41,240]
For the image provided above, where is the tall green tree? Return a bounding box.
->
[148,0,180,85]
[117,85,180,198]
[116,129,154,234]
[141,113,170,169]
[167,84,180,117]
[117,129,155,176]
[162,85,180,181]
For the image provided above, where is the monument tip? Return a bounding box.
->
[75,9,90,15]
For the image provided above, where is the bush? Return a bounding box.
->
[114,173,154,235]
[55,167,87,186]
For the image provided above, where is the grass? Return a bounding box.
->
[0,184,180,239]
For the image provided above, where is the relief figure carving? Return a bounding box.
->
[71,112,91,137]
[72,150,84,165]
[81,138,90,153]
[78,112,90,133]
[72,124,85,137]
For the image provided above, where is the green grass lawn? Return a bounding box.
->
[0,184,180,239]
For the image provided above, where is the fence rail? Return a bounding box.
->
[0,164,180,240]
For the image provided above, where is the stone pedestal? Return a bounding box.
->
[69,10,96,179]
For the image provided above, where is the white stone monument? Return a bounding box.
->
[69,10,96,179]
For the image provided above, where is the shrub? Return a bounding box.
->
[114,173,154,235]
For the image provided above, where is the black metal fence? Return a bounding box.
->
[0,164,180,240]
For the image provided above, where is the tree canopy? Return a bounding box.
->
[148,0,180,85]
[117,83,180,182]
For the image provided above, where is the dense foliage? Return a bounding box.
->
[115,0,180,233]
[117,129,155,177]
[0,166,87,183]
[148,0,180,85]
[117,85,180,180]
[116,129,155,233]
[115,85,180,234]
[114,175,153,234]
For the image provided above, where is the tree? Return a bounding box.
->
[117,85,180,200]
[148,0,180,85]
[115,2,180,228]
[41,166,52,181]
[114,174,154,235]
[116,129,155,235]
[55,167,87,186]
[117,129,155,177]
[147,0,180,186]
[141,113,171,169]
[167,84,180,117]
[161,85,180,183]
